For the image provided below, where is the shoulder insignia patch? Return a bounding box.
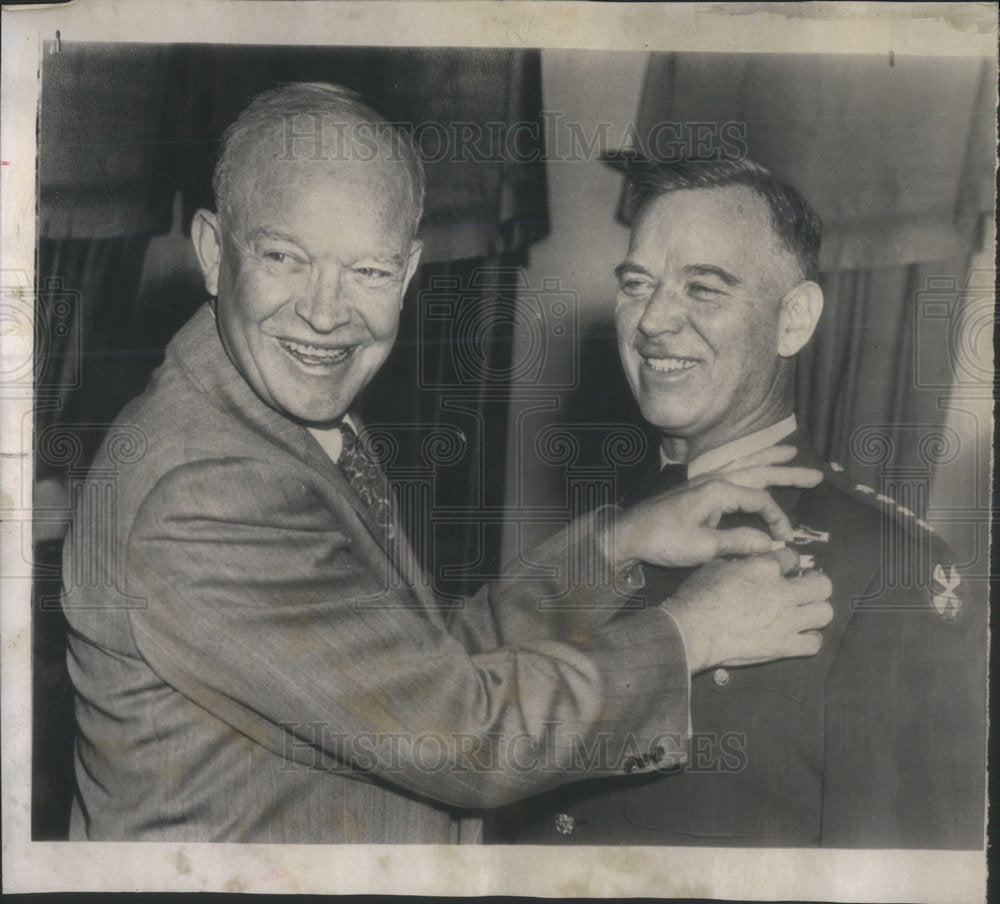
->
[931,563,962,621]
[554,813,575,835]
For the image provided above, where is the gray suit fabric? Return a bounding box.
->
[62,304,691,843]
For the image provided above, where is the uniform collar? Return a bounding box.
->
[660,414,799,477]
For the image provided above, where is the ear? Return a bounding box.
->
[191,209,223,297]
[777,280,824,357]
[398,238,424,307]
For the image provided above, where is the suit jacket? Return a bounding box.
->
[487,431,986,848]
[61,304,691,843]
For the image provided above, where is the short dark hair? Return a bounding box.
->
[213,81,426,236]
[632,159,822,282]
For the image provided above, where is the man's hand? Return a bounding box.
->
[611,458,822,570]
[665,548,834,673]
[711,443,819,489]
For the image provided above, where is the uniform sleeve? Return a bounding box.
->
[124,457,690,810]
[821,562,987,848]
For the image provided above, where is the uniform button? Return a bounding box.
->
[713,668,730,687]
[554,813,575,835]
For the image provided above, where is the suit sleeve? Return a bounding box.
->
[821,565,987,848]
[124,457,690,810]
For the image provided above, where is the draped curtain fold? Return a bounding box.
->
[39,42,549,258]
[796,260,967,488]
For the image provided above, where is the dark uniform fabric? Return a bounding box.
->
[486,431,986,848]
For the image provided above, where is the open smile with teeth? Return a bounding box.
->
[279,338,355,367]
[643,355,698,373]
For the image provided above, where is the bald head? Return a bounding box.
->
[213,82,426,238]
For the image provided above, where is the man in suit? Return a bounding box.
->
[488,159,986,848]
[61,87,836,843]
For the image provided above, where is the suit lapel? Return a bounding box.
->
[171,305,436,613]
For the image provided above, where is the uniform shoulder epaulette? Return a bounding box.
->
[820,459,963,622]
[820,459,939,536]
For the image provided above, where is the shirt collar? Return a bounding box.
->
[660,414,798,477]
[308,413,357,464]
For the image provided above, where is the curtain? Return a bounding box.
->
[40,42,548,258]
[797,259,976,486]
[362,256,525,599]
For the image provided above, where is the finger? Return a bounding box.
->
[761,466,824,488]
[789,571,834,605]
[722,465,824,490]
[730,629,825,665]
[710,484,794,540]
[786,630,825,658]
[717,444,798,472]
[793,598,835,632]
[770,545,801,575]
[714,526,780,557]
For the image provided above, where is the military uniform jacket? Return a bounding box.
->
[488,431,986,848]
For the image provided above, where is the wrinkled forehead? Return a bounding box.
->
[631,186,800,287]
[633,185,770,242]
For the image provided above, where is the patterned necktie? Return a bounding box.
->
[338,421,395,538]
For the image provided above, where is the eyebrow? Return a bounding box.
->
[613,261,742,289]
[613,262,654,280]
[244,229,408,267]
[682,263,742,288]
[245,227,303,246]
[367,252,409,268]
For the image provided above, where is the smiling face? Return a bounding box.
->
[193,138,421,426]
[615,186,805,456]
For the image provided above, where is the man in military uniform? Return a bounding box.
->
[488,160,985,848]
